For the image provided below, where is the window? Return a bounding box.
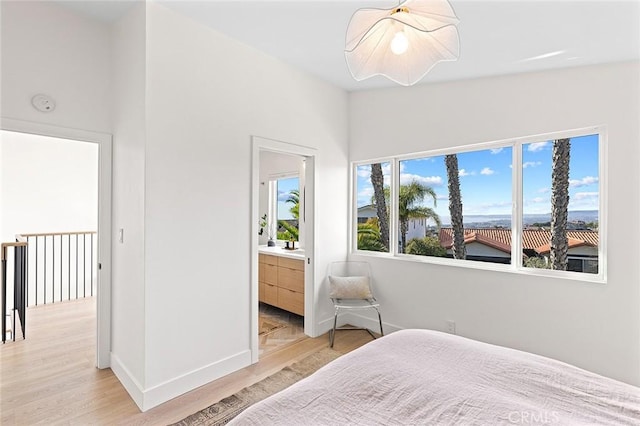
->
[522,134,600,274]
[397,147,512,264]
[352,127,604,281]
[274,176,299,241]
[355,162,391,252]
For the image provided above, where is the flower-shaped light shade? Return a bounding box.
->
[345,0,460,86]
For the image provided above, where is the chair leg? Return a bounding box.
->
[330,311,338,348]
[377,309,384,336]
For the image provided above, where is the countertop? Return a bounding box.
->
[258,245,305,260]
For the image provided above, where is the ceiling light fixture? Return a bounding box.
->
[344,0,460,86]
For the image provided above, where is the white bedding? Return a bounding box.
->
[229,329,640,425]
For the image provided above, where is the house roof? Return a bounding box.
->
[438,228,598,254]
[534,238,596,255]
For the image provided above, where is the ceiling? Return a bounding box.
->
[57,0,640,91]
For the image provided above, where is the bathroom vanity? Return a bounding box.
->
[258,246,305,316]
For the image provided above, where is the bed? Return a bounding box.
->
[229,329,640,425]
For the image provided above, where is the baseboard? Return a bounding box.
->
[316,312,403,337]
[142,349,252,411]
[110,353,145,411]
[111,349,252,412]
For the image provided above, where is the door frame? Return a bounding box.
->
[250,135,316,363]
[1,118,112,368]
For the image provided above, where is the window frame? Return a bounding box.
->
[351,126,607,283]
[269,173,301,243]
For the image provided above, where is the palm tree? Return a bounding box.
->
[285,189,299,219]
[550,138,571,270]
[398,181,441,253]
[445,154,466,259]
[357,219,387,252]
[370,163,389,250]
[277,189,300,241]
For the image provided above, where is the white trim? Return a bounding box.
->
[251,136,317,363]
[512,142,523,269]
[111,349,251,412]
[269,175,302,245]
[320,312,402,337]
[142,350,251,411]
[351,126,606,284]
[597,127,608,282]
[0,117,112,367]
[110,353,145,410]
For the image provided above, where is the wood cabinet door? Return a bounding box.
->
[277,287,304,316]
[278,267,304,293]
[264,283,278,306]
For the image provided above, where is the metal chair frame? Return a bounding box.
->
[328,261,384,348]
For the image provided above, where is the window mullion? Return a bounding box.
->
[389,159,399,255]
[512,142,523,270]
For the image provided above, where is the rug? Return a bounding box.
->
[258,318,286,336]
[170,348,341,426]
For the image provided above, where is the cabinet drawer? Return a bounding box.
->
[260,254,278,266]
[277,288,304,316]
[278,267,304,293]
[259,262,265,281]
[278,257,304,271]
[259,281,265,302]
[264,283,278,306]
[264,264,278,285]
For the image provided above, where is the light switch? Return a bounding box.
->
[118,228,124,244]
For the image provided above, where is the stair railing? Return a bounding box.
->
[2,235,28,343]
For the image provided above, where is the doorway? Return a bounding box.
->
[251,136,316,363]
[0,118,112,368]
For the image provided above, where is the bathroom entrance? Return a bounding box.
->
[251,136,315,362]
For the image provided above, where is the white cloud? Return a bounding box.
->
[277,190,291,202]
[527,142,549,152]
[573,191,598,201]
[358,187,374,198]
[459,168,475,177]
[522,161,542,169]
[531,197,546,203]
[490,148,504,154]
[356,165,371,178]
[436,194,448,201]
[480,167,495,175]
[569,176,599,188]
[537,187,550,194]
[400,173,443,186]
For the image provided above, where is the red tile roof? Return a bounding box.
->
[438,228,598,253]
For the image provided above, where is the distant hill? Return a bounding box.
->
[438,210,598,228]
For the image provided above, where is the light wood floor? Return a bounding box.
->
[259,302,306,356]
[1,298,375,425]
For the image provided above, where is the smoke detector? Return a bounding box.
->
[31,94,56,112]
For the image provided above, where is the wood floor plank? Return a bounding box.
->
[1,298,374,424]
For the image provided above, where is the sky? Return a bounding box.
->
[277,177,299,220]
[356,133,599,221]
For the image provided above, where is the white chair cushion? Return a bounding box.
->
[329,275,372,299]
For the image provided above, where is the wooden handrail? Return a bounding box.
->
[1,242,28,261]
[18,231,96,238]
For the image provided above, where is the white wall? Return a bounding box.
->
[0,131,98,241]
[0,0,110,240]
[109,3,147,404]
[0,1,111,133]
[137,3,349,409]
[349,62,640,385]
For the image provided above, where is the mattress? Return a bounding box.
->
[229,329,640,425]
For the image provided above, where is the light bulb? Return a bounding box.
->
[390,31,409,55]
